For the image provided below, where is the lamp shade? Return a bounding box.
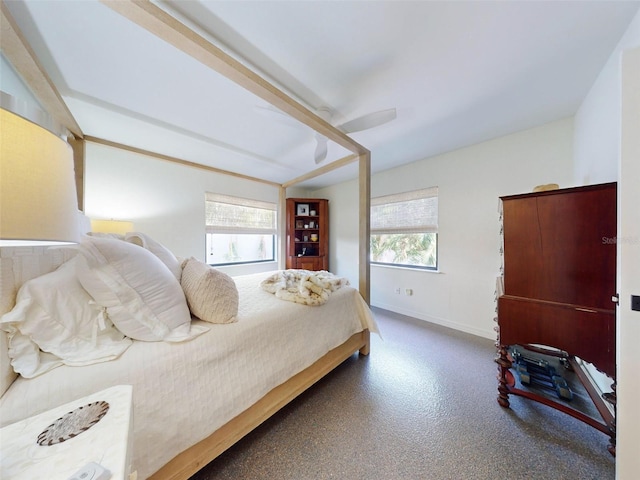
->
[91,219,134,235]
[0,108,80,246]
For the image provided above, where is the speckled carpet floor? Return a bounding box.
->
[190,308,615,480]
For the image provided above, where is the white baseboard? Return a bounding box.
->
[371,302,496,341]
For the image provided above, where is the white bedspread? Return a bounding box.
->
[0,272,377,479]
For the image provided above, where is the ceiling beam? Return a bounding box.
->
[85,135,281,188]
[0,1,83,138]
[101,0,369,157]
[281,154,359,189]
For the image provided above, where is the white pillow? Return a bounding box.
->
[0,257,132,378]
[125,232,182,281]
[76,235,201,342]
[181,257,239,324]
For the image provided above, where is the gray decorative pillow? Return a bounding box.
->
[181,258,239,324]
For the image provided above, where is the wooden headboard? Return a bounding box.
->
[0,246,77,396]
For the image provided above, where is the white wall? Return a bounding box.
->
[321,118,575,340]
[313,178,360,285]
[615,46,640,480]
[571,11,640,477]
[0,54,42,110]
[574,12,640,185]
[84,142,279,276]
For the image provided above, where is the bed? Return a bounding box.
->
[0,236,376,479]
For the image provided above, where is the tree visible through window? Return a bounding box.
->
[205,193,276,266]
[370,187,438,269]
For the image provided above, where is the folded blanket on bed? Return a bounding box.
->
[260,270,349,306]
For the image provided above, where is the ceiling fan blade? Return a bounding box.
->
[254,105,303,129]
[338,108,397,134]
[314,134,328,164]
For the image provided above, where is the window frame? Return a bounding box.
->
[205,193,277,266]
[370,187,439,271]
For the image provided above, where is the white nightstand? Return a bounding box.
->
[0,385,134,480]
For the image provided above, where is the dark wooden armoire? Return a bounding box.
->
[496,182,617,454]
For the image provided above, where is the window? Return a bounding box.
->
[205,193,276,266]
[370,187,438,269]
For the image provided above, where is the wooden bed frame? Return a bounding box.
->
[1,249,373,479]
[2,2,374,478]
[150,329,370,480]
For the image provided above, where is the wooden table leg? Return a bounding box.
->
[495,343,512,408]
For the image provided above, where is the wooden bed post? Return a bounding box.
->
[278,186,287,270]
[68,136,85,211]
[359,152,371,305]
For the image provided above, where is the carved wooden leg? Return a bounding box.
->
[603,381,617,457]
[495,343,512,408]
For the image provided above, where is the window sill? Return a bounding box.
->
[371,263,443,274]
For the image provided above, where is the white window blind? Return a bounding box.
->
[371,187,438,234]
[205,193,276,234]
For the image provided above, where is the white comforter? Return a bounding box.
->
[0,272,377,479]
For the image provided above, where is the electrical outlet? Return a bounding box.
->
[632,295,640,312]
[405,288,413,296]
[394,288,401,294]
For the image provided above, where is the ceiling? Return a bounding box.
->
[3,1,639,189]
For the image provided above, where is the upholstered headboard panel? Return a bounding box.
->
[0,246,77,396]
